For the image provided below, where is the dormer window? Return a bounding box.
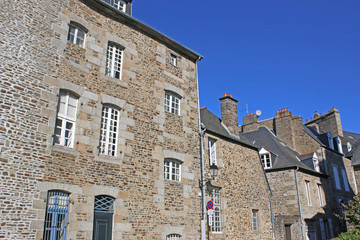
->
[259,148,271,169]
[327,133,334,150]
[170,54,177,67]
[103,0,127,13]
[313,154,320,172]
[347,142,352,152]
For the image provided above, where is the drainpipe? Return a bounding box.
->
[258,153,275,240]
[294,166,305,240]
[195,56,206,240]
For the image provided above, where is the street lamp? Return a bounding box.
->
[209,164,218,179]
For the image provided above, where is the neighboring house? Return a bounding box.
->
[0,0,203,239]
[346,141,360,195]
[200,106,273,240]
[242,127,334,240]
[218,93,357,240]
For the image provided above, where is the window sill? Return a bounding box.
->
[50,145,80,157]
[102,74,128,88]
[94,154,123,165]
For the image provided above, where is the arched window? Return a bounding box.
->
[54,90,78,148]
[99,105,120,156]
[166,234,181,240]
[164,159,181,181]
[67,22,87,47]
[93,195,115,240]
[43,190,70,240]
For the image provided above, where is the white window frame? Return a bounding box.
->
[259,148,271,169]
[336,137,343,154]
[341,169,350,192]
[166,234,181,240]
[208,138,217,166]
[114,0,126,12]
[317,184,325,207]
[305,180,312,206]
[54,91,78,148]
[106,43,124,79]
[346,142,352,152]
[164,92,180,115]
[67,23,86,47]
[333,165,341,190]
[170,54,177,67]
[211,188,222,233]
[252,209,259,232]
[313,154,320,172]
[99,105,120,157]
[164,159,181,182]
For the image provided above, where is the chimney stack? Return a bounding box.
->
[219,93,239,132]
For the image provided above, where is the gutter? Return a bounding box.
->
[294,166,305,240]
[195,57,206,240]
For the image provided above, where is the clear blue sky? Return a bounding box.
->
[134,0,360,133]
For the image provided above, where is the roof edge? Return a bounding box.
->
[87,0,203,62]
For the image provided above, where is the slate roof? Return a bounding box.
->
[298,152,315,161]
[347,141,360,165]
[200,108,256,149]
[241,127,322,175]
[343,131,360,144]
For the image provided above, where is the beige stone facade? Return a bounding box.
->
[1,0,202,239]
[203,132,273,240]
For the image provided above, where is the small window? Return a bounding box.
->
[211,188,221,233]
[313,155,320,172]
[208,138,216,166]
[106,43,124,79]
[43,190,70,240]
[252,209,259,232]
[164,92,180,115]
[54,90,78,148]
[333,165,341,190]
[347,142,352,152]
[166,234,181,240]
[99,105,120,156]
[164,159,181,181]
[103,0,127,12]
[260,153,271,169]
[170,54,177,66]
[317,184,325,207]
[67,24,86,47]
[305,180,312,206]
[341,169,350,192]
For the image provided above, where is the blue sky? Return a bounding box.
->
[134,0,360,133]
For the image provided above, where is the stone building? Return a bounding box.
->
[0,0,203,239]
[200,105,273,240]
[240,106,358,240]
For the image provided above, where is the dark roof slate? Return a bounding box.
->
[343,131,360,144]
[200,108,256,148]
[241,127,319,174]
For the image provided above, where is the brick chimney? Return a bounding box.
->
[242,113,259,132]
[219,93,238,133]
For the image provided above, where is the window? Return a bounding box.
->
[208,139,216,166]
[164,92,180,115]
[252,210,259,232]
[170,54,177,66]
[43,190,70,240]
[317,184,325,207]
[338,199,345,216]
[305,180,312,206]
[333,165,341,190]
[211,188,221,233]
[347,142,352,152]
[67,23,86,47]
[166,234,181,240]
[327,133,334,149]
[106,43,124,79]
[341,169,350,192]
[260,154,271,169]
[54,90,78,148]
[313,155,320,172]
[103,0,127,12]
[99,105,120,156]
[164,159,181,181]
[93,195,114,240]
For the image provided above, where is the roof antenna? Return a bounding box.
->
[243,102,248,115]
